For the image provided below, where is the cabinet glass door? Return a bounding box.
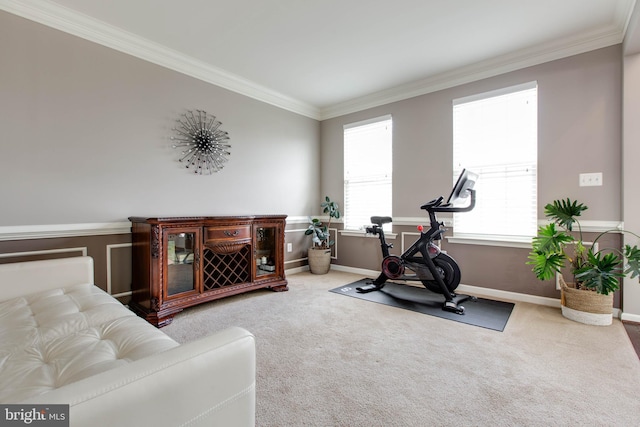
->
[166,230,198,297]
[255,225,277,278]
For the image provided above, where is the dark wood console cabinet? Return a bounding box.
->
[129,215,288,327]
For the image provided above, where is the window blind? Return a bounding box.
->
[452,82,538,240]
[344,115,392,230]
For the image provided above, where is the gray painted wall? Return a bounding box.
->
[3,10,638,316]
[321,45,622,221]
[623,52,640,318]
[0,11,319,225]
[320,45,624,304]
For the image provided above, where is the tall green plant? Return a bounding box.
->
[528,198,640,295]
[305,196,341,249]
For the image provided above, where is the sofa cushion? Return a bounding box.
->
[0,283,179,403]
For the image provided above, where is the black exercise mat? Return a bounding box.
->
[329,279,514,331]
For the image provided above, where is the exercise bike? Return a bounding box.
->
[356,169,478,314]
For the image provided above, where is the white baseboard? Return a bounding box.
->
[621,312,640,323]
[329,264,380,277]
[287,265,637,320]
[456,283,560,307]
[285,266,310,275]
[328,265,562,307]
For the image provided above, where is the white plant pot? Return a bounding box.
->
[559,275,613,326]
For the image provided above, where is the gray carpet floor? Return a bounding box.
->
[163,270,640,427]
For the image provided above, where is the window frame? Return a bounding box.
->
[450,81,538,245]
[343,114,393,231]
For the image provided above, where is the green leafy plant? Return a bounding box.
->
[305,196,341,249]
[528,198,640,295]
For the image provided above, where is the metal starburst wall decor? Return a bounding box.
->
[171,110,231,174]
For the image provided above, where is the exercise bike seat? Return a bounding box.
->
[370,216,392,226]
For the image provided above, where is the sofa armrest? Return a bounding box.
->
[23,326,256,427]
[0,256,94,301]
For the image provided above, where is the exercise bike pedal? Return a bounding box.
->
[356,284,382,293]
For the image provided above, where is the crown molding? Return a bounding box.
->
[319,21,629,120]
[1,0,634,122]
[623,0,640,54]
[0,0,321,120]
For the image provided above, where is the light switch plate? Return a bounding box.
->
[579,172,603,187]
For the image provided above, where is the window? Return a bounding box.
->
[343,115,392,231]
[452,81,537,241]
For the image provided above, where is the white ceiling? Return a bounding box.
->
[1,0,639,119]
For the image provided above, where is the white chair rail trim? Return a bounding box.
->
[0,222,132,241]
[0,218,623,242]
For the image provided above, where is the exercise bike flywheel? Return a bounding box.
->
[381,255,404,279]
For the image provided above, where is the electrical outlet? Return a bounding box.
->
[579,172,603,187]
[287,243,293,252]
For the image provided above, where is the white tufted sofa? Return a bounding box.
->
[0,256,255,426]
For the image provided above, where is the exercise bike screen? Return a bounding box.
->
[447,168,478,206]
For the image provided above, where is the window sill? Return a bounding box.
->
[446,234,532,249]
[339,229,398,239]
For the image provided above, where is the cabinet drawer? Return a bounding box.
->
[205,225,251,242]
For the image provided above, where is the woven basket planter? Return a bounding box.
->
[559,275,613,326]
[308,248,331,274]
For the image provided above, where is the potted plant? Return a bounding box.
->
[305,196,341,274]
[528,198,640,325]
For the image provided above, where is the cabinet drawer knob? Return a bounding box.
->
[223,230,240,237]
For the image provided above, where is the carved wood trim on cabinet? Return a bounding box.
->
[129,215,288,327]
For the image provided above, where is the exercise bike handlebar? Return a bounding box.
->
[420,189,476,213]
